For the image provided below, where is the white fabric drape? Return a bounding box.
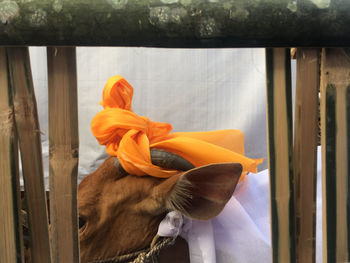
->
[159,147,322,263]
[28,47,268,186]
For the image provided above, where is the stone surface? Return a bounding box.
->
[0,0,349,47]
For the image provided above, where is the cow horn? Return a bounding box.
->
[113,149,194,176]
[150,149,194,171]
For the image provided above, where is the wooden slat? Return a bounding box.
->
[320,48,350,263]
[6,47,51,263]
[0,47,24,263]
[293,48,319,263]
[47,47,80,263]
[265,48,295,263]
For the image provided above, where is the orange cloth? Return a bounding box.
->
[91,75,263,180]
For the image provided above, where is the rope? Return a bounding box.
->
[89,235,176,263]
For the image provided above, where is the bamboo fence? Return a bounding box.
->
[47,47,79,263]
[7,47,52,263]
[0,1,349,263]
[0,47,24,263]
[293,48,319,263]
[320,48,350,263]
[265,48,295,263]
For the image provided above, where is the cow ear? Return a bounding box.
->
[165,163,242,220]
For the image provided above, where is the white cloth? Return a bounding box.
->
[158,211,189,237]
[157,147,322,263]
[27,47,269,188]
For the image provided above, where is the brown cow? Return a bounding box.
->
[78,149,242,263]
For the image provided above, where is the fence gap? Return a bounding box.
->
[7,47,51,263]
[47,47,80,263]
[320,48,350,263]
[265,48,295,263]
[293,48,320,263]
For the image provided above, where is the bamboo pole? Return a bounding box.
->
[293,49,319,263]
[6,47,51,263]
[7,47,51,263]
[265,48,295,263]
[320,48,350,263]
[47,47,79,263]
[0,47,24,263]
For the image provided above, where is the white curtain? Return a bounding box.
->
[28,47,268,185]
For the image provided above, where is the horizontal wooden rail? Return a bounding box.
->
[0,0,350,47]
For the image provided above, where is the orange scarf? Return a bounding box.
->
[91,76,262,180]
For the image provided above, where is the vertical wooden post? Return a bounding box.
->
[320,48,350,263]
[265,48,295,263]
[293,48,319,263]
[7,47,51,263]
[0,47,24,263]
[47,47,80,263]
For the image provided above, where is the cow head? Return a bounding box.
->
[78,149,242,262]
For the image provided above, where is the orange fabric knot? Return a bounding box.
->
[91,75,263,180]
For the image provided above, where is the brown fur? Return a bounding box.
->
[78,158,242,262]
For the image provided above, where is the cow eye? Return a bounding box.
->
[79,217,86,229]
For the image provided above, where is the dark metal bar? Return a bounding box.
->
[0,0,350,47]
